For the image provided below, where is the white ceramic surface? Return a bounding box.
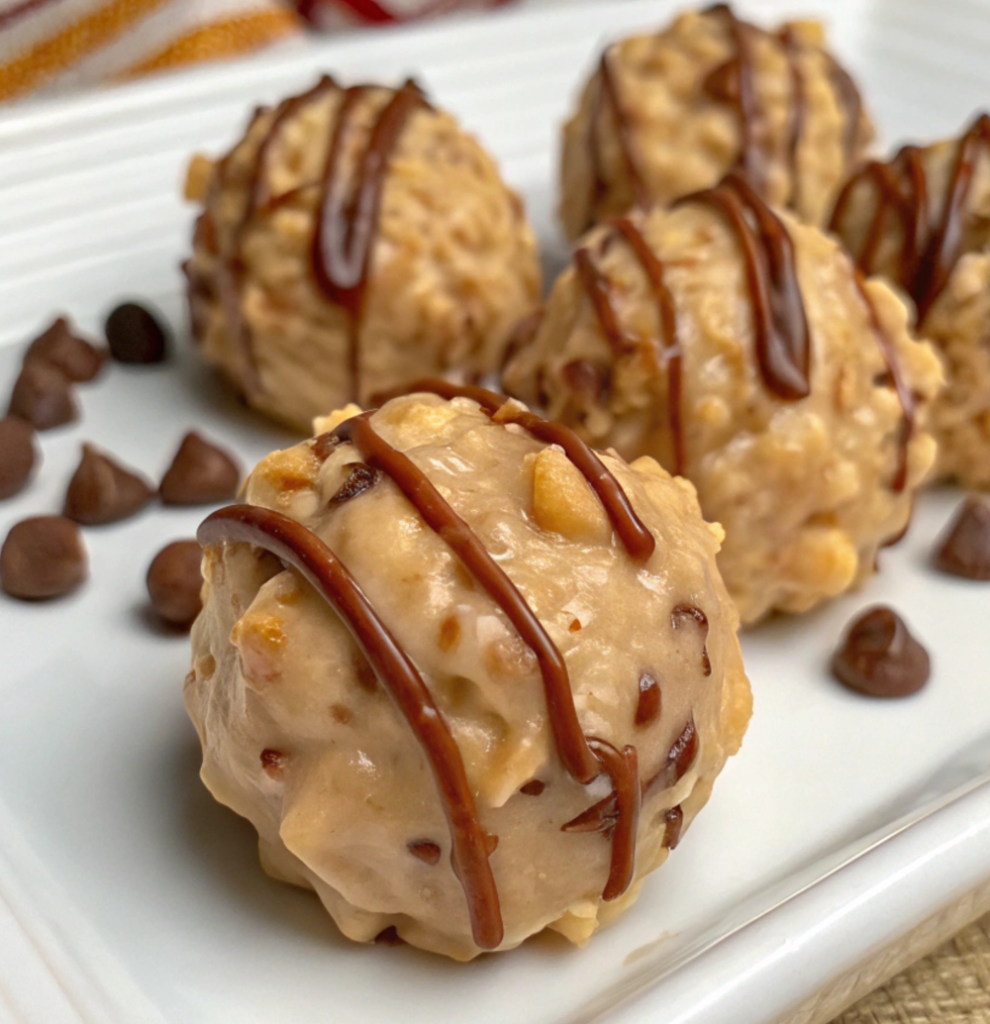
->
[1,2,989,1022]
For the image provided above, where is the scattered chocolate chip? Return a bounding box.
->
[23,318,106,382]
[1,516,87,600]
[104,302,169,363]
[520,779,545,796]
[932,497,990,580]
[7,362,78,430]
[0,416,37,499]
[635,671,662,727]
[64,444,155,525]
[146,539,203,627]
[329,462,380,508]
[831,606,930,698]
[407,840,441,865]
[159,432,240,505]
[374,926,406,946]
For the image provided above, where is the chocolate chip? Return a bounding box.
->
[1,516,87,600]
[7,362,78,430]
[520,779,545,796]
[64,444,155,525]
[104,302,169,364]
[329,463,380,508]
[932,497,990,580]
[0,416,38,499]
[831,606,930,698]
[146,539,203,628]
[159,432,240,505]
[374,927,406,946]
[24,318,106,382]
[407,840,441,865]
[562,359,610,401]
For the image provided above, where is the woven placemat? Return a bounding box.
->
[831,913,990,1024]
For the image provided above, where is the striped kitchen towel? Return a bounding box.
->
[0,0,514,103]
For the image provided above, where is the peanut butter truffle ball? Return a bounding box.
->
[560,4,874,240]
[504,176,943,625]
[830,113,990,488]
[184,78,540,433]
[185,387,751,960]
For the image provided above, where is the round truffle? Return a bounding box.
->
[829,112,990,488]
[504,177,943,624]
[184,77,541,433]
[186,388,751,959]
[559,5,874,241]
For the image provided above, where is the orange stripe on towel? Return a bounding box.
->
[118,9,301,78]
[0,0,172,100]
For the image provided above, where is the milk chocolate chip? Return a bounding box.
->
[1,516,87,599]
[0,416,37,499]
[831,606,930,698]
[64,444,155,525]
[105,302,169,364]
[932,497,990,581]
[24,318,106,382]
[159,432,240,505]
[7,362,78,430]
[146,539,203,627]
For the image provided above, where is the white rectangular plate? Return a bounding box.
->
[1,2,990,1023]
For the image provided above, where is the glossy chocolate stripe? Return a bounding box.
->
[312,80,426,397]
[825,54,864,164]
[587,739,640,900]
[853,272,914,493]
[914,114,990,323]
[709,4,764,195]
[586,49,648,231]
[689,173,811,399]
[611,216,686,477]
[778,26,806,209]
[198,504,503,949]
[396,379,655,562]
[574,245,633,356]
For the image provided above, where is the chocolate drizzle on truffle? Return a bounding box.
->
[572,220,686,476]
[613,216,686,477]
[707,5,765,195]
[393,380,655,562]
[586,49,648,232]
[825,54,864,163]
[198,504,503,950]
[312,80,426,400]
[210,77,425,402]
[689,172,812,400]
[852,272,915,493]
[778,25,806,209]
[830,113,990,325]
